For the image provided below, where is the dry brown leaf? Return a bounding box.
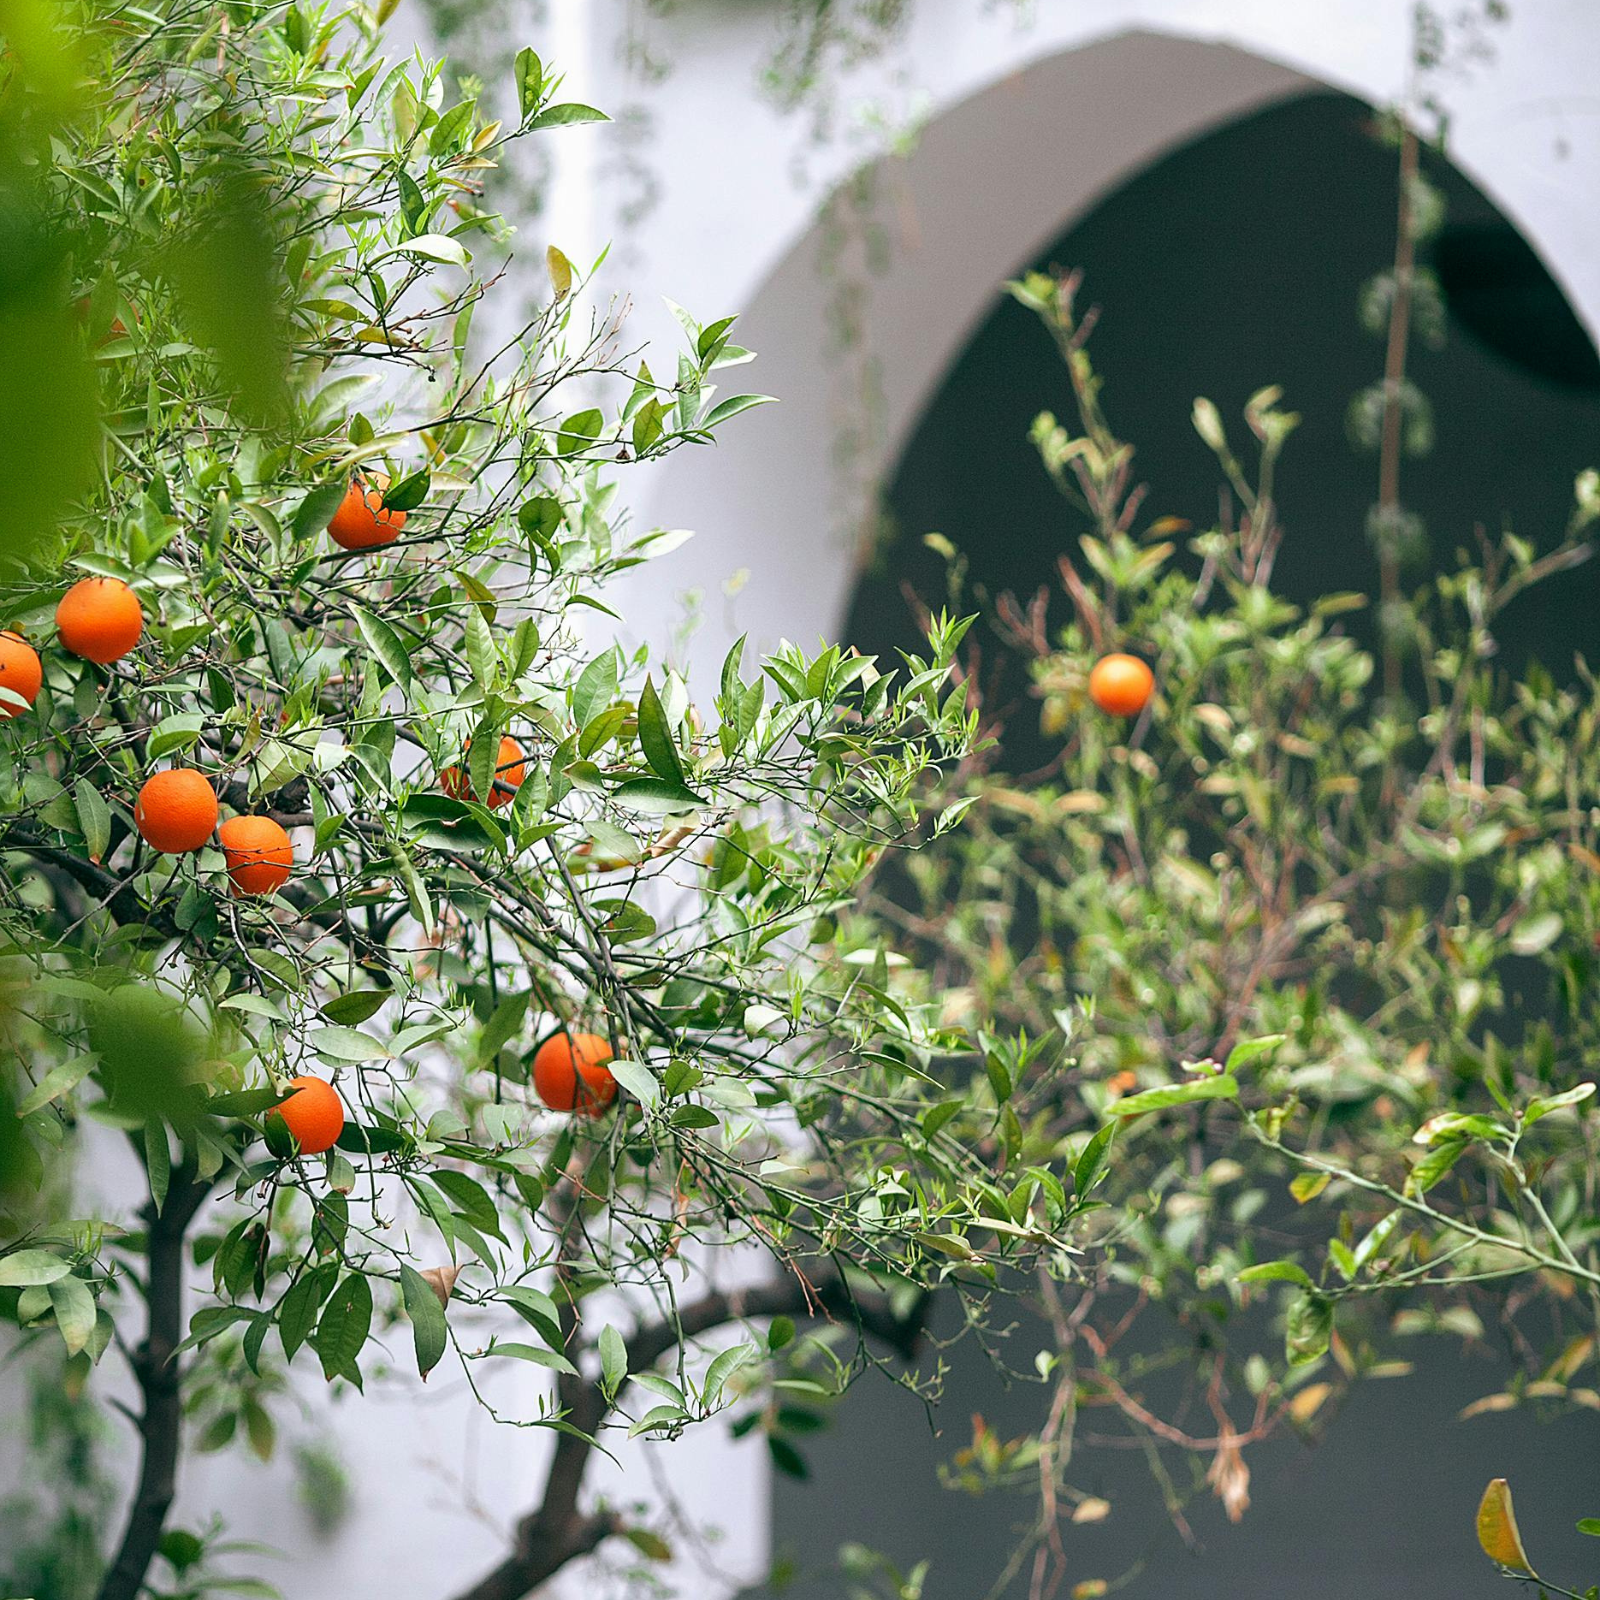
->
[420,1265,460,1307]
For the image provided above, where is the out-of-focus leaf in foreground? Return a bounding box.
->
[0,0,99,568]
[160,161,293,426]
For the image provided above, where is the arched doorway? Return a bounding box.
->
[844,88,1600,772]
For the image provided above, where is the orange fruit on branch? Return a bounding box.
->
[0,632,42,719]
[267,1075,345,1156]
[1087,653,1154,718]
[439,736,526,810]
[532,1030,618,1117]
[218,815,294,896]
[56,577,144,665]
[328,478,406,551]
[134,769,219,854]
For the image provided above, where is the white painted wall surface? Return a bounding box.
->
[548,1,1600,684]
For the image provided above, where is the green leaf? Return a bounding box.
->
[1073,1123,1115,1197]
[351,604,414,690]
[556,407,604,456]
[1237,1259,1313,1289]
[632,396,665,455]
[487,1341,579,1375]
[291,480,346,541]
[1112,1074,1238,1117]
[1576,1518,1600,1537]
[610,778,705,815]
[320,989,389,1026]
[1286,1291,1333,1367]
[513,47,542,120]
[637,676,686,784]
[620,1404,681,1440]
[389,233,467,268]
[703,1341,757,1403]
[314,1272,373,1384]
[586,819,641,865]
[528,103,609,130]
[204,1087,289,1118]
[73,780,111,863]
[768,1316,795,1353]
[607,1058,660,1107]
[985,1053,1013,1105]
[768,1436,809,1479]
[599,1323,627,1396]
[1405,1139,1468,1197]
[145,1120,170,1214]
[309,1026,388,1063]
[401,1263,449,1380]
[700,393,776,429]
[279,1267,335,1362]
[0,1248,72,1287]
[500,1285,561,1345]
[382,466,430,512]
[1290,1170,1332,1203]
[594,899,657,943]
[1225,1034,1285,1072]
[625,1528,672,1562]
[479,991,530,1067]
[572,650,618,729]
[336,1122,407,1155]
[1524,1083,1595,1126]
[432,1169,503,1236]
[49,1273,97,1356]
[16,1053,96,1115]
[465,608,497,692]
[147,711,207,760]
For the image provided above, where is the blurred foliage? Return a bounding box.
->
[0,1351,116,1600]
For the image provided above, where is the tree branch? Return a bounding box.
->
[447,1273,929,1600]
[95,1166,214,1600]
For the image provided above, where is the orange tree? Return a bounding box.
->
[844,268,1600,1595]
[0,5,1106,1599]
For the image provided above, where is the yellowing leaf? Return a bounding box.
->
[1289,1170,1330,1203]
[1476,1478,1533,1573]
[547,244,573,299]
[1288,1382,1331,1422]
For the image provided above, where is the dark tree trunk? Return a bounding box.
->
[448,1273,929,1600]
[95,1167,212,1600]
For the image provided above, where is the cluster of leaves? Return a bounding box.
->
[840,266,1600,1590]
[0,2,1091,1596]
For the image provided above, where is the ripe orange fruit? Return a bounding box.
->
[0,632,42,719]
[218,815,294,896]
[532,1031,618,1117]
[1088,653,1154,718]
[56,577,144,665]
[134,769,219,854]
[268,1075,345,1155]
[328,478,406,551]
[439,736,526,809]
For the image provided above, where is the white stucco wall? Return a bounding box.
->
[544,0,1600,682]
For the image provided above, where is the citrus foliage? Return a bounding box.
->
[846,268,1600,1573]
[0,2,1067,1594]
